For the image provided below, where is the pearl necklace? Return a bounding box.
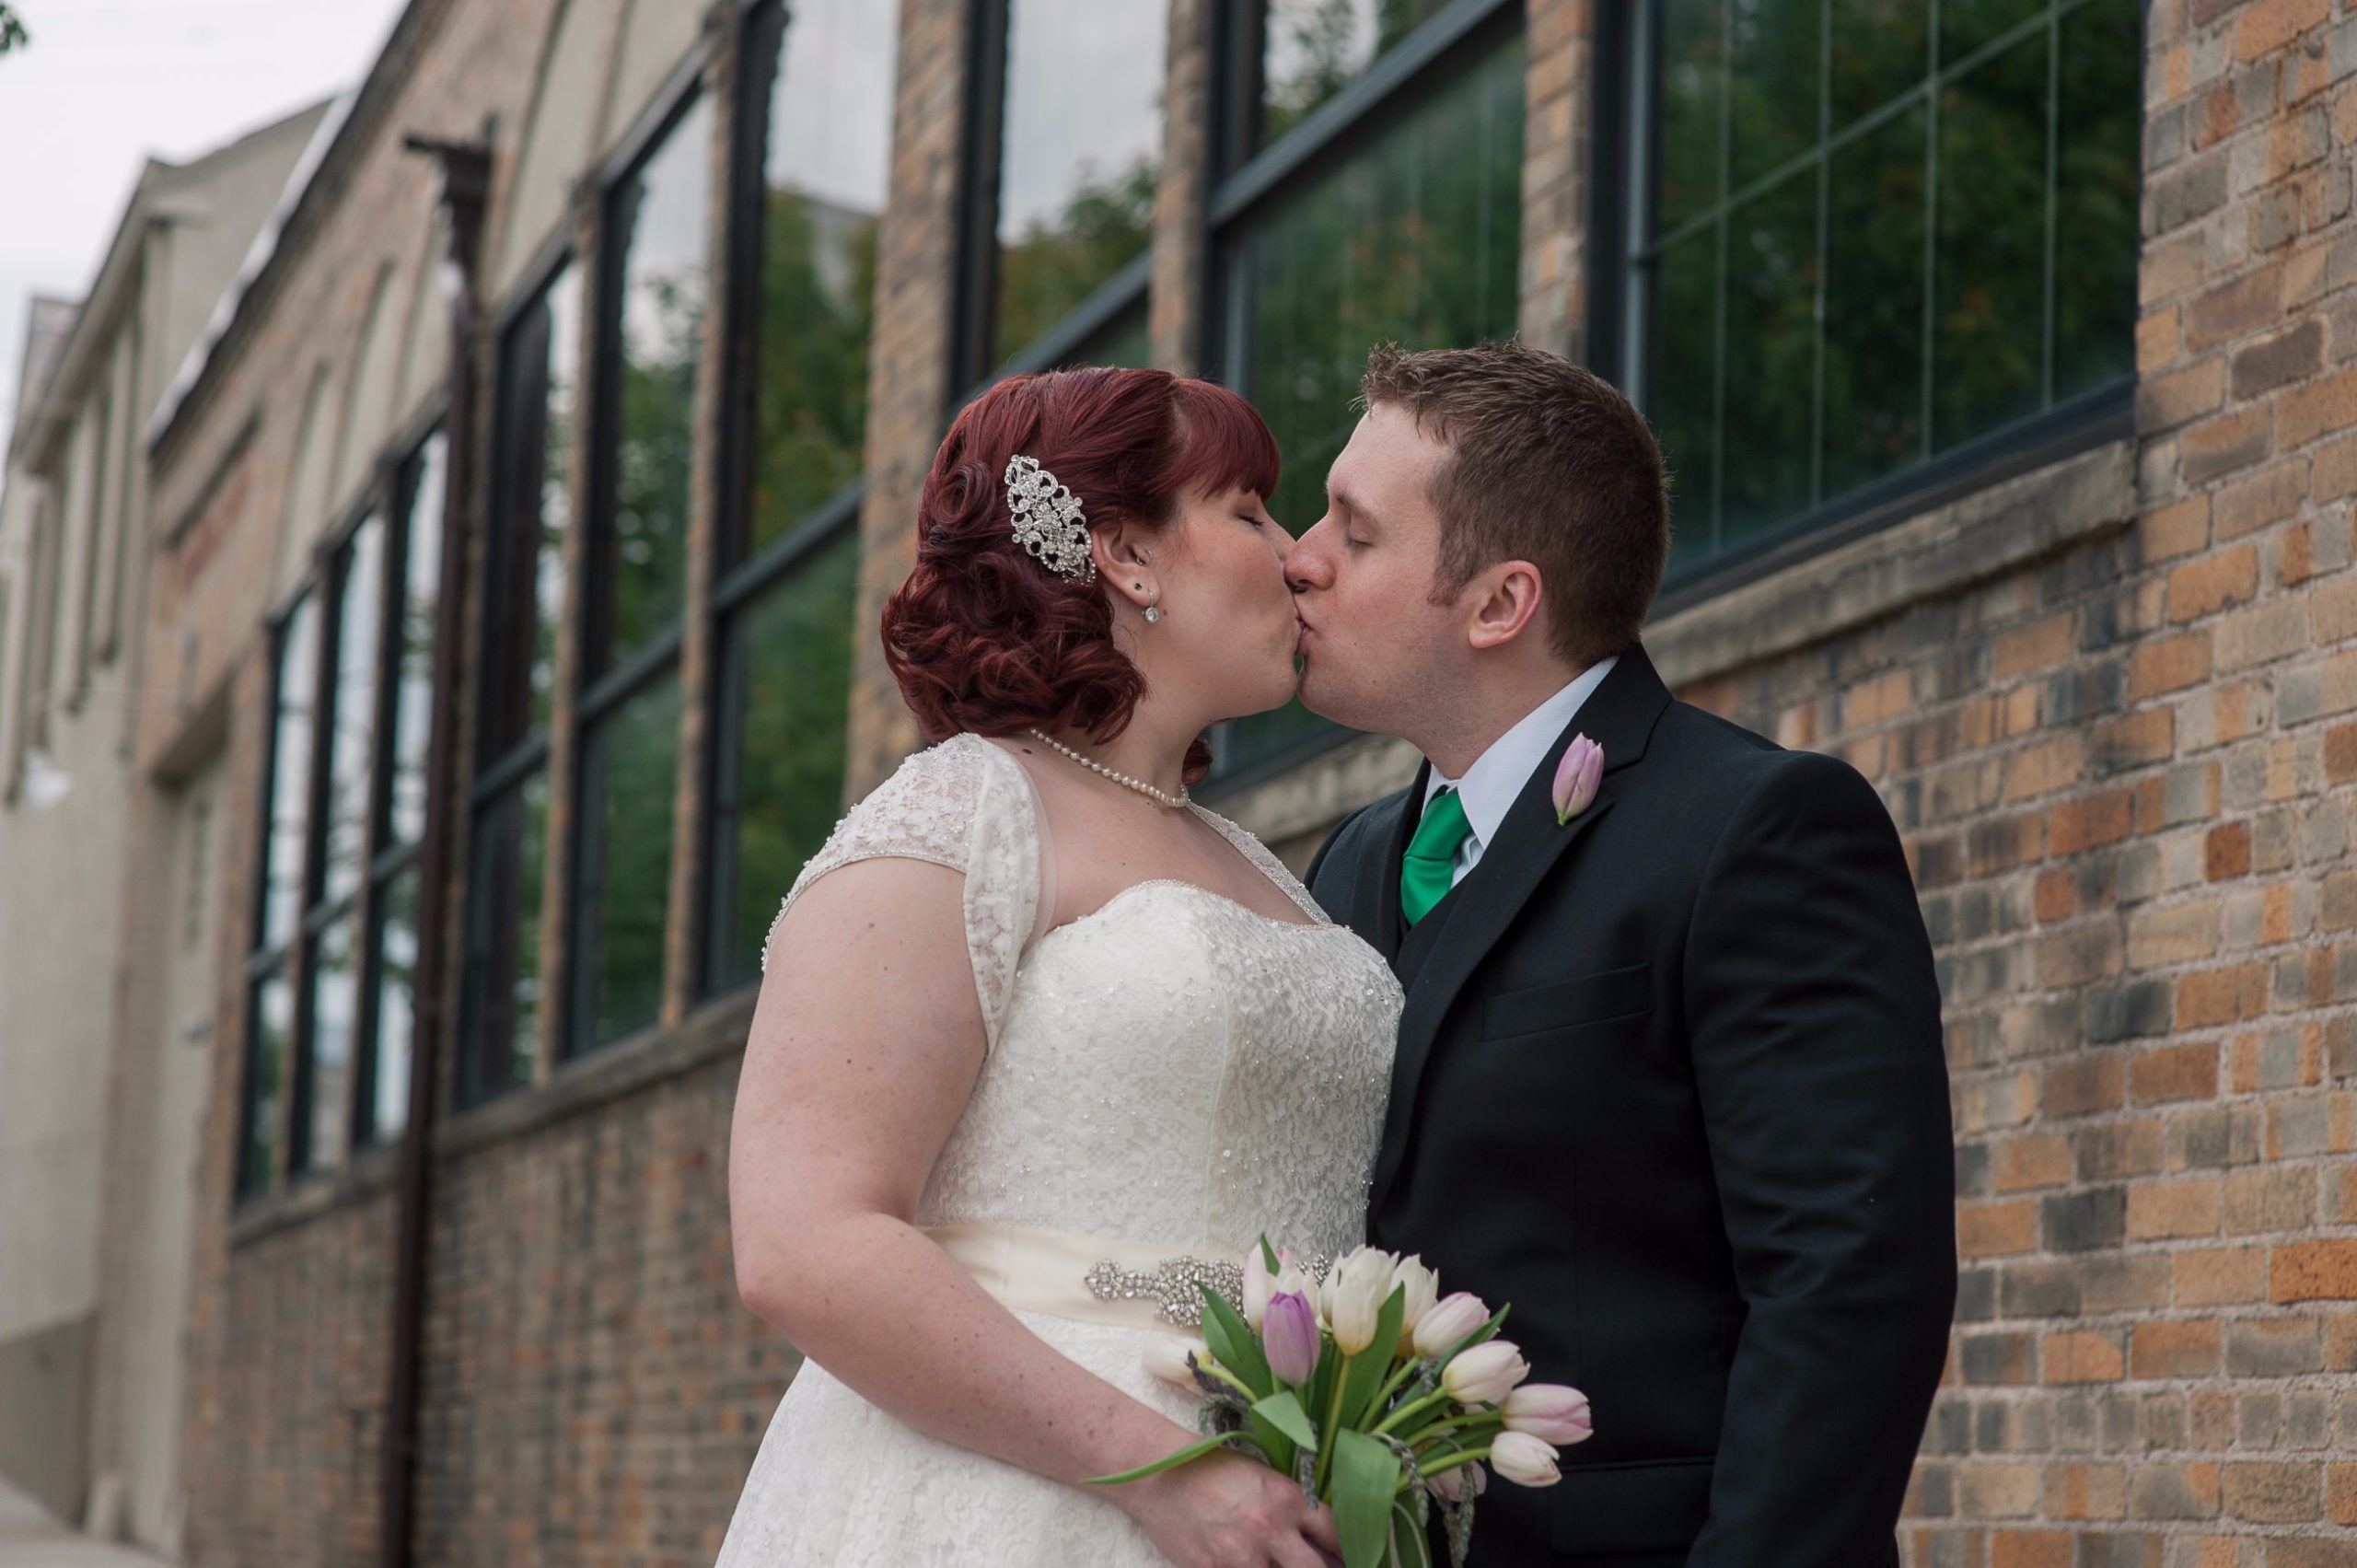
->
[1026,728,1190,808]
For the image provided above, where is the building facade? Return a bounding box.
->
[2,0,2351,1562]
[0,101,325,1545]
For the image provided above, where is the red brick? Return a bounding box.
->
[2049,789,2136,854]
[1991,1133,2074,1192]
[2140,495,2212,562]
[2281,365,2357,448]
[2177,963,2270,1029]
[2130,631,2214,699]
[2180,405,2274,484]
[2236,0,2330,59]
[1958,1199,2039,1257]
[2132,1042,2220,1104]
[2043,1056,2125,1118]
[1991,1530,2074,1568]
[2205,820,2252,879]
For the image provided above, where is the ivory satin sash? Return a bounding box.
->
[922,1218,1234,1339]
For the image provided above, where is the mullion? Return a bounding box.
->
[1809,0,1830,510]
[2041,6,2060,407]
[1922,0,1942,463]
[714,485,862,616]
[1708,0,1731,552]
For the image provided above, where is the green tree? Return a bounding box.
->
[995,157,1158,363]
[0,6,28,55]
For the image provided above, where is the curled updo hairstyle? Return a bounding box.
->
[883,366,1281,781]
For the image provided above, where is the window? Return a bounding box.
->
[704,0,892,993]
[1625,0,2140,583]
[1208,0,1526,778]
[237,429,449,1195]
[567,94,715,1056]
[459,262,580,1107]
[960,0,1168,383]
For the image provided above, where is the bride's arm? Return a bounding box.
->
[732,857,1337,1568]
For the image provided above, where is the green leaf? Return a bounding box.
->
[1253,1388,1318,1450]
[1391,1500,1433,1568]
[1328,1427,1405,1568]
[1338,1285,1409,1429]
[1198,1283,1274,1399]
[1083,1432,1236,1486]
[1260,1235,1283,1272]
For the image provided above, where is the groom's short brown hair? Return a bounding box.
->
[1359,341,1667,668]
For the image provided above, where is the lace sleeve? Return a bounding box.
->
[760,735,1041,1052]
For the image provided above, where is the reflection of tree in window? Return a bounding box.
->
[1259,0,1453,146]
[751,191,878,551]
[991,0,1167,365]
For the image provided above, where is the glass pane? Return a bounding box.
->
[487,267,579,758]
[993,0,1167,364]
[1942,0,2042,64]
[1829,0,1927,129]
[747,1,897,558]
[1718,170,1818,543]
[578,679,680,1051]
[2051,0,2138,401]
[260,593,319,949]
[1259,0,1457,147]
[366,865,418,1145]
[1822,103,1927,497]
[1727,0,1820,191]
[389,433,446,846]
[605,96,714,667]
[1656,0,1727,233]
[1652,230,1721,564]
[1224,34,1525,773]
[1056,299,1154,371]
[302,912,357,1173]
[1933,30,2047,449]
[321,514,385,905]
[240,968,293,1196]
[720,533,856,987]
[459,770,548,1108]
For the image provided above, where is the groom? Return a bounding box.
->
[1291,343,1956,1567]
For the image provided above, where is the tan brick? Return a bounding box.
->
[2138,307,2181,374]
[2181,405,2274,483]
[2225,1166,2317,1233]
[2177,963,2270,1029]
[2131,630,2214,699]
[2131,1318,2223,1377]
[2314,577,2357,644]
[2316,433,2357,500]
[1991,1529,2073,1568]
[2041,1461,2127,1522]
[1991,1132,2074,1192]
[2282,365,2357,448]
[1958,1198,2038,1257]
[1959,1462,2042,1518]
[2186,266,2283,351]
[2003,735,2085,802]
[2140,355,2225,431]
[2167,545,2261,621]
[2329,1464,2357,1527]
[2270,1238,2357,1301]
[2212,459,2307,539]
[2223,1460,2321,1522]
[2049,789,2136,854]
[2128,904,2221,970]
[2140,494,2212,562]
[2236,0,2330,59]
[2043,1056,2125,1118]
[2131,1460,2222,1519]
[2326,724,2357,783]
[1992,613,2076,679]
[2129,1176,2222,1238]
[2176,1245,2270,1307]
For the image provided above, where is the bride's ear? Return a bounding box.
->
[1092,518,1159,618]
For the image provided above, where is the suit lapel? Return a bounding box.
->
[1353,761,1427,964]
[1367,648,1676,1218]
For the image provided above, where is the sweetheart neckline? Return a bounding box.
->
[1037,877,1335,946]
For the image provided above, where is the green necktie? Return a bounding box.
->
[1400,787,1473,926]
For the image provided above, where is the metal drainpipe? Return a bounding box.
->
[380,132,491,1568]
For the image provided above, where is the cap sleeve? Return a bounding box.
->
[760,735,1041,1052]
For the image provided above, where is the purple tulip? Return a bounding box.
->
[1262,1290,1321,1387]
[1552,735,1603,825]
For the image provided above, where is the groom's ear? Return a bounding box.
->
[1464,560,1545,652]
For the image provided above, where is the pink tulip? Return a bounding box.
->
[1501,1384,1593,1446]
[1427,1461,1488,1504]
[1490,1430,1562,1487]
[1552,735,1603,825]
[1411,1292,1491,1359]
[1262,1291,1321,1387]
[1441,1339,1529,1405]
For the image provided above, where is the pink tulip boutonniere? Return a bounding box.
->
[1551,736,1604,826]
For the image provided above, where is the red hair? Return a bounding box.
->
[883,367,1281,779]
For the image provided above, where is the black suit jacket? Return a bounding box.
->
[1306,646,1956,1567]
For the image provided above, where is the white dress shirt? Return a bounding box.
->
[1419,656,1617,889]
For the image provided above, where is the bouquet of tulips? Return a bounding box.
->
[1091,1241,1591,1568]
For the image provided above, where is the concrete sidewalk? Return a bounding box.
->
[0,1481,170,1568]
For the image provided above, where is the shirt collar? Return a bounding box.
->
[1422,655,1618,853]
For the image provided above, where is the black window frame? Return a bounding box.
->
[1603,0,2140,617]
[948,0,1164,404]
[236,412,448,1202]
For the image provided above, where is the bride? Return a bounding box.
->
[714,366,1403,1567]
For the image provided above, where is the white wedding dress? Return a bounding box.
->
[714,733,1403,1566]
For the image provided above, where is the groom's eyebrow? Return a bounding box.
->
[1329,483,1378,530]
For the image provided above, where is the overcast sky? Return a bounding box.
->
[0,0,408,437]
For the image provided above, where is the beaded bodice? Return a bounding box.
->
[764,734,1400,1263]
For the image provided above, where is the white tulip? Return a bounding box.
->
[1411,1292,1492,1360]
[1242,1245,1272,1330]
[1440,1339,1529,1405]
[1490,1430,1562,1488]
[1322,1247,1399,1355]
[1389,1254,1439,1353]
[1144,1335,1207,1389]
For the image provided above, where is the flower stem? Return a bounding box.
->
[1371,1388,1451,1439]
[1398,1446,1492,1496]
[1314,1353,1351,1495]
